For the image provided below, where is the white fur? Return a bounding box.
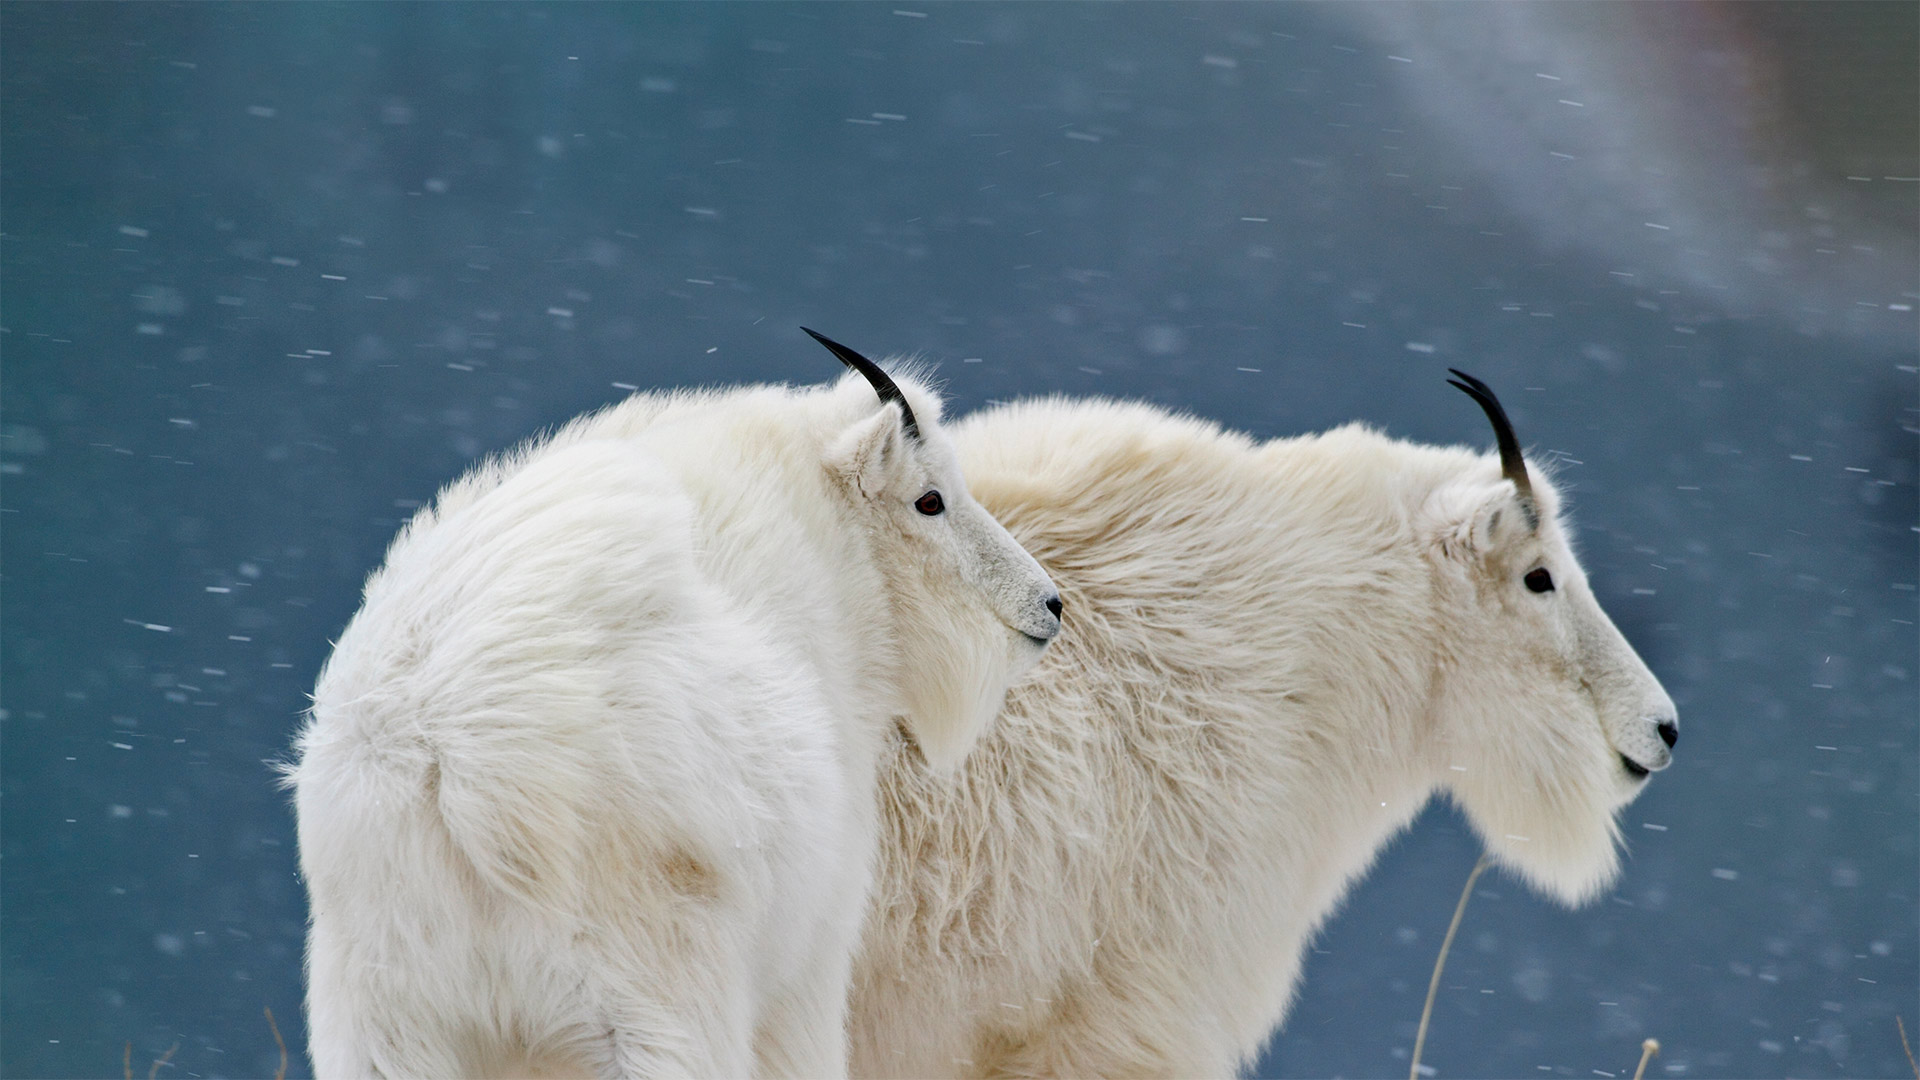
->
[286,370,1058,1078]
[851,396,1677,1079]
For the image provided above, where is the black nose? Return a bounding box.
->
[1044,595,1063,619]
[1657,721,1678,749]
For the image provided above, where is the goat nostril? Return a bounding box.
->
[1045,596,1063,619]
[1657,721,1678,749]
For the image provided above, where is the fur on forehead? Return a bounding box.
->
[826,357,946,433]
[1488,454,1567,533]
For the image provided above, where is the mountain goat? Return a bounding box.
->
[851,373,1679,1079]
[286,331,1061,1079]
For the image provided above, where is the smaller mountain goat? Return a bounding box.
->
[852,373,1678,1079]
[286,332,1060,1078]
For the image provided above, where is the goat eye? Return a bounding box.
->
[915,490,945,516]
[1524,567,1555,593]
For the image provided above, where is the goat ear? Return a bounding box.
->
[1472,486,1532,553]
[826,404,910,500]
[1430,479,1531,564]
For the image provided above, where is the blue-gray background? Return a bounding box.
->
[4,4,1915,1077]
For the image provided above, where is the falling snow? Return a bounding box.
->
[2,4,1914,1080]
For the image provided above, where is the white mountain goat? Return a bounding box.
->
[851,372,1679,1079]
[285,330,1061,1079]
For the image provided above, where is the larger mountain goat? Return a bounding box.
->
[852,373,1678,1078]
[285,331,1061,1078]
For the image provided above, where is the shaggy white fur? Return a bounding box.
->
[851,394,1677,1079]
[286,365,1059,1079]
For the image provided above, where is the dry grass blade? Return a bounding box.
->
[147,1041,179,1080]
[266,1006,289,1080]
[123,1041,132,1080]
[1899,1015,1919,1080]
[1632,1038,1660,1080]
[1410,853,1491,1080]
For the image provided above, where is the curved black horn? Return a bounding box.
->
[802,327,919,440]
[1447,368,1536,518]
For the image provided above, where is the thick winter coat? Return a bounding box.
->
[288,345,1060,1079]
[851,388,1677,1079]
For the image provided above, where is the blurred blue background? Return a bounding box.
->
[3,4,1914,1077]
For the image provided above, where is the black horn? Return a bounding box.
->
[803,327,919,440]
[1447,368,1537,526]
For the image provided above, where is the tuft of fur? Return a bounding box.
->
[850,396,1676,1079]
[286,370,1057,1078]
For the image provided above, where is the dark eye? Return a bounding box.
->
[915,490,945,516]
[1524,567,1555,593]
